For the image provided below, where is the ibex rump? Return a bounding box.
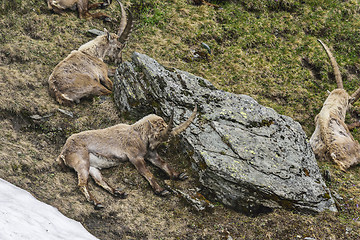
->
[47,0,112,20]
[310,40,360,171]
[57,107,197,209]
[48,0,132,105]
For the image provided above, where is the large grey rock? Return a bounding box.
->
[113,52,337,214]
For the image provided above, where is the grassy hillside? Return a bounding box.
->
[0,0,360,239]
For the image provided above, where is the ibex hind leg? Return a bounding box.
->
[66,152,104,209]
[129,157,170,196]
[76,1,91,19]
[55,92,76,106]
[99,77,113,91]
[88,2,111,10]
[91,83,112,97]
[89,166,127,198]
[89,12,112,21]
[146,152,188,180]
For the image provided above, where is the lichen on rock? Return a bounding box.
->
[114,52,337,215]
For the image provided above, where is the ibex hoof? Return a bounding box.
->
[94,203,104,210]
[114,188,127,199]
[177,172,188,181]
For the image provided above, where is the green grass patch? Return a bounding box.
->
[1,0,360,238]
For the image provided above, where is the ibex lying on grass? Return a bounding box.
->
[47,0,112,20]
[310,40,360,171]
[57,107,197,209]
[48,0,132,105]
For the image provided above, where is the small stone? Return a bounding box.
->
[323,169,331,182]
[331,191,343,201]
[30,114,42,120]
[57,108,74,118]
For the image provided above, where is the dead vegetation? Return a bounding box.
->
[0,0,360,239]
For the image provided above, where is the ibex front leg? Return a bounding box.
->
[89,167,127,198]
[129,156,170,196]
[146,151,188,180]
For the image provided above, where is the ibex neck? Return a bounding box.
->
[78,35,108,60]
[132,121,150,144]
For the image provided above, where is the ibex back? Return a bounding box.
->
[48,0,132,105]
[57,107,197,209]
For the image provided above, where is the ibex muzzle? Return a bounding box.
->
[48,1,132,105]
[57,107,197,209]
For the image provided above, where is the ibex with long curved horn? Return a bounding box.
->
[47,0,112,20]
[57,107,197,209]
[48,0,132,105]
[310,40,360,171]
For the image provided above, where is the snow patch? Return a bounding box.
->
[0,178,98,240]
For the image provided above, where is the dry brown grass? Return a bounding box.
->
[0,0,360,239]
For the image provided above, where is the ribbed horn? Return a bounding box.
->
[161,108,175,139]
[171,106,197,136]
[116,0,126,36]
[317,39,343,89]
[350,87,360,105]
[116,0,133,43]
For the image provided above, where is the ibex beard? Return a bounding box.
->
[48,0,132,105]
[57,107,197,209]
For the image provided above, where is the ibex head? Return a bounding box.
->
[80,0,132,63]
[146,106,198,150]
[107,0,133,64]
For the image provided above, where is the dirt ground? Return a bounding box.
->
[1,0,360,239]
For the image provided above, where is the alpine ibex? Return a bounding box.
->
[47,0,112,20]
[48,0,132,105]
[310,40,360,171]
[57,107,197,209]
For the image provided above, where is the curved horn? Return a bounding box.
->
[161,108,175,139]
[317,39,343,89]
[350,87,360,105]
[116,0,126,36]
[116,0,133,43]
[171,106,197,136]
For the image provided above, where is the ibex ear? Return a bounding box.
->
[104,28,111,41]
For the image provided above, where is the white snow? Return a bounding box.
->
[0,178,99,240]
